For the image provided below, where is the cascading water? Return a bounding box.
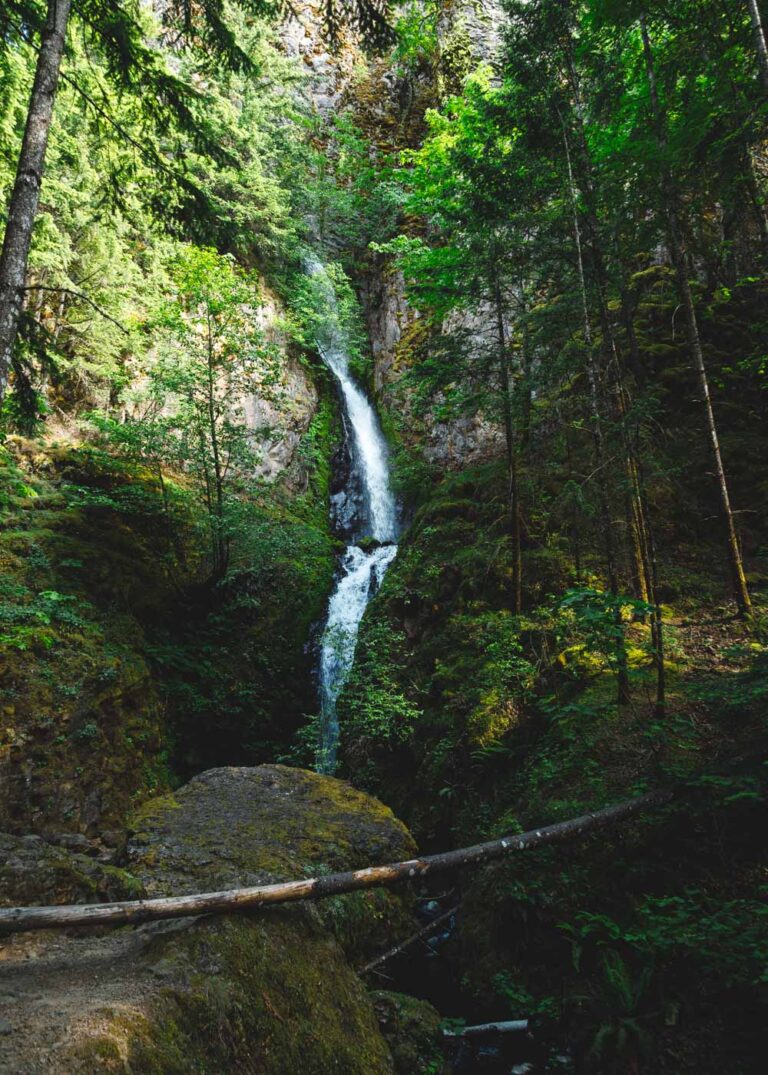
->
[307,258,399,773]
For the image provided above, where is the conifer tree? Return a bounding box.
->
[0,0,393,405]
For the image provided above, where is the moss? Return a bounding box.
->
[0,426,338,831]
[0,834,145,906]
[372,991,448,1075]
[466,690,520,748]
[53,766,418,1073]
[67,916,394,1074]
[129,793,181,833]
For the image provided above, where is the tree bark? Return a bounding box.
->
[0,0,72,405]
[561,122,631,705]
[747,0,768,92]
[493,271,523,614]
[0,790,671,934]
[640,16,752,618]
[562,40,655,611]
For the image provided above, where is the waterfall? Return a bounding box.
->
[306,258,399,774]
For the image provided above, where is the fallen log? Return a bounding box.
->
[0,788,671,935]
[443,1020,530,1037]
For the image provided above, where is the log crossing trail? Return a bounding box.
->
[0,789,671,935]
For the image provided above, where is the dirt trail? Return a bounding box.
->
[0,921,188,1073]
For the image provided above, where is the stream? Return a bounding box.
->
[307,258,399,774]
[307,261,542,1073]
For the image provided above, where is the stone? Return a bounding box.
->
[43,833,93,854]
[0,832,144,908]
[1,766,418,1074]
[373,992,449,1074]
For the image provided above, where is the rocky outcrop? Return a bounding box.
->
[0,443,169,836]
[0,765,417,1074]
[0,832,142,909]
[347,0,508,473]
[241,283,319,486]
[362,264,504,470]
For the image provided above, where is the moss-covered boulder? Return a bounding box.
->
[126,764,416,962]
[0,765,417,1074]
[372,991,449,1074]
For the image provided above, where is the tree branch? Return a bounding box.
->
[22,285,129,335]
[360,904,458,976]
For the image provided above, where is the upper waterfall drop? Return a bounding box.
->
[305,257,399,773]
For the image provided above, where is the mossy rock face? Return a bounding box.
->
[127,764,416,963]
[0,832,144,906]
[1,765,417,1074]
[0,439,336,835]
[372,991,449,1074]
[127,764,416,889]
[61,914,397,1075]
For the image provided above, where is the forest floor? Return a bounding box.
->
[0,925,168,1072]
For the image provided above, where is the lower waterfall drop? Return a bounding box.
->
[307,257,399,774]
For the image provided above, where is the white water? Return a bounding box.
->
[307,258,399,773]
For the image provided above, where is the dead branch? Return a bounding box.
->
[360,904,459,975]
[22,285,129,334]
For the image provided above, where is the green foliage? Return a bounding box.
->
[339,620,423,749]
[565,885,768,992]
[0,584,91,651]
[0,11,313,427]
[93,247,281,577]
[286,259,371,382]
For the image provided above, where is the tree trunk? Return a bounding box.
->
[635,449,666,716]
[562,123,631,705]
[562,41,655,610]
[444,1021,529,1038]
[0,0,72,405]
[493,271,523,614]
[206,310,228,579]
[747,0,768,92]
[640,17,752,618]
[0,790,671,934]
[742,146,768,256]
[361,904,458,975]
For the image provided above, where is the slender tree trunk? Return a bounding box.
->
[562,124,631,705]
[635,448,666,716]
[717,12,768,256]
[564,422,583,584]
[517,283,534,452]
[623,453,650,605]
[747,0,768,91]
[563,43,655,609]
[0,0,72,405]
[620,287,644,386]
[742,146,768,256]
[641,17,752,618]
[206,311,227,578]
[493,269,523,614]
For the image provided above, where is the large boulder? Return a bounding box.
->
[0,765,417,1074]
